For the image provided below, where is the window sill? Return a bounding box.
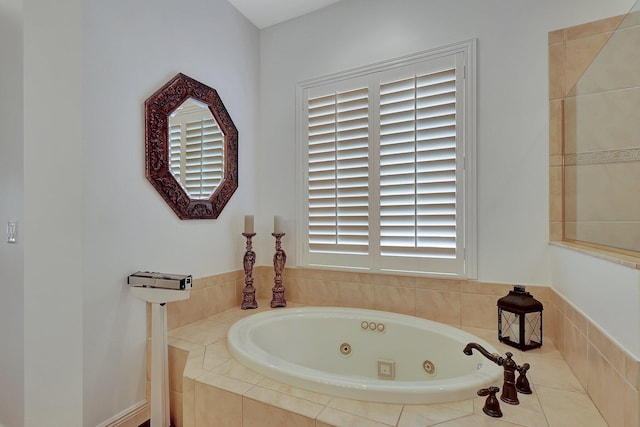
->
[550,240,640,270]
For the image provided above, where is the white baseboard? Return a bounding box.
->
[96,401,149,427]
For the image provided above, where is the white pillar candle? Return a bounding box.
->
[244,215,254,234]
[274,215,282,234]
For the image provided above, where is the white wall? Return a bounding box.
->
[23,0,83,425]
[258,0,638,353]
[551,246,640,358]
[81,0,259,425]
[0,0,23,425]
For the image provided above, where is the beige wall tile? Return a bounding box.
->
[168,346,188,393]
[195,382,242,427]
[244,386,324,420]
[373,273,416,288]
[339,282,375,309]
[563,167,577,224]
[549,42,565,99]
[625,353,640,389]
[588,343,625,427]
[203,282,237,318]
[414,277,463,292]
[461,281,510,296]
[243,398,315,427]
[549,29,565,44]
[326,397,403,426]
[191,277,209,291]
[571,89,640,152]
[170,390,183,427]
[167,288,205,330]
[183,378,195,427]
[460,293,499,329]
[549,221,563,241]
[566,15,625,40]
[564,300,587,334]
[307,280,340,306]
[554,308,566,356]
[589,323,625,373]
[565,32,612,94]
[549,165,563,223]
[374,285,416,316]
[562,318,589,389]
[257,377,332,405]
[283,278,308,304]
[416,289,461,327]
[549,99,564,156]
[168,319,228,346]
[624,382,639,427]
[576,25,640,94]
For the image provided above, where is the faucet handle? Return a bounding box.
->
[477,386,502,418]
[516,362,532,394]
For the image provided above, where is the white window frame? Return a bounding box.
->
[295,39,477,278]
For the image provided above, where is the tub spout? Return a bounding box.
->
[463,343,520,405]
[462,342,503,365]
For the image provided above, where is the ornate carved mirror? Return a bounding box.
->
[145,73,238,219]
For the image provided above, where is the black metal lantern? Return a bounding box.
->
[497,286,543,351]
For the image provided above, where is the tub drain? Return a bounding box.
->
[339,342,352,356]
[423,360,436,375]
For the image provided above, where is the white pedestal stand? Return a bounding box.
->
[131,287,190,427]
[150,302,170,426]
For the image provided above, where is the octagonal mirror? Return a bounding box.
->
[145,73,238,219]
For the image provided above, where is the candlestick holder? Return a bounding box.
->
[271,233,287,308]
[241,232,258,309]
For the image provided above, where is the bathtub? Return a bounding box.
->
[227,307,502,404]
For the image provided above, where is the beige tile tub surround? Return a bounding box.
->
[549,288,639,427]
[166,298,628,426]
[153,267,638,425]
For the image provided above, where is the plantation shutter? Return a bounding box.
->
[300,43,473,276]
[379,67,458,258]
[377,54,465,274]
[307,85,370,261]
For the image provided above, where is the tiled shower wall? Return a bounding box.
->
[549,12,640,252]
[547,14,640,423]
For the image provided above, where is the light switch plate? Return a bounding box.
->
[7,221,16,243]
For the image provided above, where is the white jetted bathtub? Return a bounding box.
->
[227,307,502,404]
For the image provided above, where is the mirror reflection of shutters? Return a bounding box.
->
[169,124,182,181]
[184,118,224,198]
[307,87,370,255]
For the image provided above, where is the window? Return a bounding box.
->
[297,40,477,278]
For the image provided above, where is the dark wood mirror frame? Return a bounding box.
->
[145,73,238,219]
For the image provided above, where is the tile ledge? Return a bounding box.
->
[550,241,640,270]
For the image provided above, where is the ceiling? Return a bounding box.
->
[227,0,343,29]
